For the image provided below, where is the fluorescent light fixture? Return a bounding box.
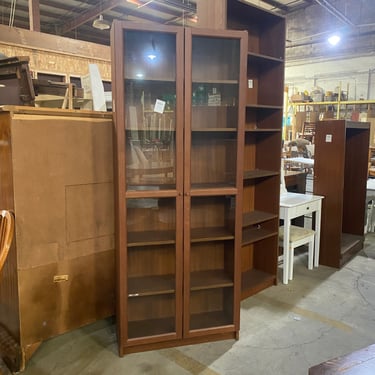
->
[328,34,341,46]
[92,14,111,30]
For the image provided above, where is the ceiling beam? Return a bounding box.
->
[157,0,196,13]
[257,0,289,12]
[314,0,355,26]
[28,0,41,31]
[61,0,124,34]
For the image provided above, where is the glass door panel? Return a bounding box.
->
[126,197,177,338]
[124,30,177,191]
[187,196,235,332]
[189,35,241,189]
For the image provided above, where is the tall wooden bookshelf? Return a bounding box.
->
[111,20,247,355]
[226,0,286,299]
[314,120,370,268]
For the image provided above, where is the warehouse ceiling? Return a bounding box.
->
[0,0,313,46]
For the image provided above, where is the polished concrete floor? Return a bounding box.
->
[3,234,375,375]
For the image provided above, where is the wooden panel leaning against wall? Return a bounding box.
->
[0,24,111,83]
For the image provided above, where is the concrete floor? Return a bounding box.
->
[3,234,375,375]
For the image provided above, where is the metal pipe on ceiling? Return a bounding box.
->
[314,0,355,26]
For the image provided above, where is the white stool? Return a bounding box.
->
[279,225,315,283]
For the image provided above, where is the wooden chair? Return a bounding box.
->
[301,121,316,143]
[0,210,14,274]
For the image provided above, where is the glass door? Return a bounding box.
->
[183,28,246,337]
[112,22,184,352]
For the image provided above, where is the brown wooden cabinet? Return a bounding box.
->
[226,0,286,299]
[0,106,114,372]
[111,21,247,355]
[313,120,370,268]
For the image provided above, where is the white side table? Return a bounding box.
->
[279,192,324,284]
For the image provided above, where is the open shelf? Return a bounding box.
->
[243,169,278,180]
[340,233,364,266]
[241,269,275,299]
[243,210,278,227]
[227,0,286,60]
[248,52,283,63]
[242,226,277,246]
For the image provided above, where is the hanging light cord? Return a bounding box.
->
[9,0,17,27]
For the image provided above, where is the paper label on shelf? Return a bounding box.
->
[248,79,253,89]
[325,134,332,142]
[154,99,166,114]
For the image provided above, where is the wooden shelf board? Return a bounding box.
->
[125,188,177,198]
[242,227,277,246]
[191,226,234,242]
[192,79,238,84]
[241,269,276,299]
[340,233,364,266]
[128,317,176,339]
[128,274,175,297]
[246,104,283,110]
[190,270,234,290]
[248,52,284,63]
[243,210,278,227]
[127,230,175,247]
[245,128,281,133]
[190,183,237,194]
[126,166,174,177]
[125,77,175,82]
[192,128,237,132]
[243,169,278,180]
[189,311,233,331]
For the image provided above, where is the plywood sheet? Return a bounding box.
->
[10,113,114,269]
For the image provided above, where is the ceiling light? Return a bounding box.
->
[328,34,340,46]
[92,14,111,30]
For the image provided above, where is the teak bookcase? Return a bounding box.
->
[313,120,370,268]
[226,0,286,299]
[111,21,247,355]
